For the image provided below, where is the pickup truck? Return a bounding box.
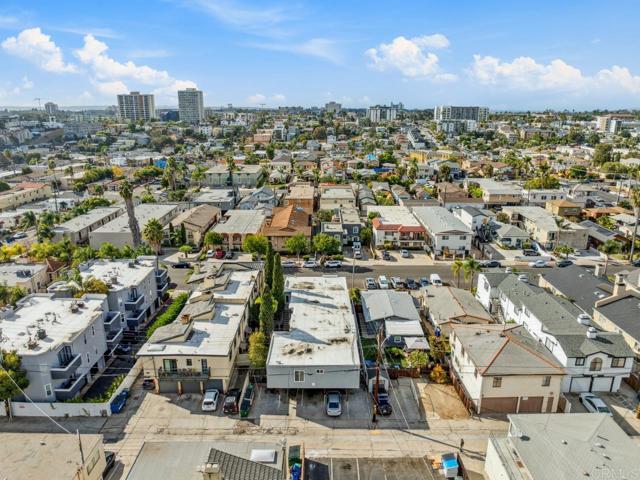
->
[375,386,393,416]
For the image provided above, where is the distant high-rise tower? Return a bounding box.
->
[117,91,156,122]
[434,105,489,122]
[178,88,204,124]
[325,101,342,114]
[44,102,59,115]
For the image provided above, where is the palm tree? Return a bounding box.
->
[119,180,141,247]
[628,187,640,261]
[599,240,621,276]
[463,257,482,291]
[19,211,37,230]
[451,259,464,288]
[143,218,164,255]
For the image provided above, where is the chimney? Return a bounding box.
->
[594,263,604,277]
[201,463,222,480]
[612,272,628,297]
[586,327,598,339]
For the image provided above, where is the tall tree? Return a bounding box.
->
[259,285,275,336]
[628,187,640,261]
[204,231,224,251]
[272,253,284,312]
[451,259,464,288]
[248,331,268,369]
[463,257,482,291]
[0,349,29,418]
[265,242,274,289]
[143,218,165,255]
[284,233,309,261]
[119,180,141,247]
[599,240,621,276]
[242,234,269,259]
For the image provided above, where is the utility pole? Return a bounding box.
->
[372,329,382,423]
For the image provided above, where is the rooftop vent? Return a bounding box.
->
[586,327,598,339]
[517,274,528,283]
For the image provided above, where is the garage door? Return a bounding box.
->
[182,380,201,394]
[592,376,614,392]
[481,397,518,414]
[569,376,591,393]
[205,379,224,391]
[518,396,544,413]
[158,379,179,393]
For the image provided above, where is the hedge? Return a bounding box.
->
[146,293,190,339]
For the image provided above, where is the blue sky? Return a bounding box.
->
[0,0,639,109]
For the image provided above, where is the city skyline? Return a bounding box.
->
[0,0,639,110]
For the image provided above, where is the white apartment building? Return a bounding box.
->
[76,257,167,333]
[0,262,49,293]
[412,206,472,256]
[476,273,634,393]
[434,105,489,122]
[0,294,115,402]
[117,91,156,122]
[178,88,204,124]
[52,206,123,246]
[366,104,401,123]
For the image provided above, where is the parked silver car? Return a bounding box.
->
[325,391,342,417]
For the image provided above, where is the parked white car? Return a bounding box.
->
[303,259,318,268]
[378,275,390,289]
[201,389,220,412]
[429,273,443,286]
[281,260,296,268]
[579,393,612,416]
[528,260,549,268]
[324,260,342,268]
[325,391,342,417]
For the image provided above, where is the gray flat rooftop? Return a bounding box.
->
[0,262,47,286]
[54,206,122,233]
[93,203,177,233]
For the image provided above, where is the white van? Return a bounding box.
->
[378,275,390,289]
[429,273,443,286]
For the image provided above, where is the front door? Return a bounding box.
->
[163,359,177,373]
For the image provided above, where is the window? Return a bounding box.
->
[612,357,626,368]
[294,370,305,382]
[44,384,52,396]
[394,336,402,343]
[459,235,466,240]
[542,376,551,387]
[91,326,95,336]
[575,357,585,366]
[442,235,449,240]
[316,369,325,374]
[186,359,192,367]
[492,377,502,388]
[201,359,208,373]
[590,358,603,372]
[352,226,359,234]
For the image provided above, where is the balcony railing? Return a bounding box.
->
[126,308,147,328]
[125,292,144,311]
[103,311,122,329]
[50,353,82,380]
[157,367,210,380]
[54,374,87,400]
[157,282,169,297]
[156,269,168,283]
[106,327,124,347]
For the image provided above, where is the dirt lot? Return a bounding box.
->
[418,382,469,420]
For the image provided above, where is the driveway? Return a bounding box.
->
[83,355,134,400]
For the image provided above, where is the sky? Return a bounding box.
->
[0,0,639,110]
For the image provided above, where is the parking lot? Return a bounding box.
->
[305,457,439,480]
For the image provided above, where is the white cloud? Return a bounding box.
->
[251,38,342,63]
[74,34,196,99]
[413,33,450,50]
[365,34,454,80]
[2,28,77,73]
[0,15,18,26]
[246,93,286,105]
[0,76,34,99]
[470,55,640,95]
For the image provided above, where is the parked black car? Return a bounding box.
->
[103,451,116,477]
[172,262,190,269]
[406,278,419,290]
[481,260,502,268]
[375,387,393,416]
[142,378,155,390]
[382,250,391,261]
[556,259,573,268]
[223,389,241,414]
[225,250,234,259]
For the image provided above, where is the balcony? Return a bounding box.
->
[126,308,147,329]
[156,269,168,284]
[103,311,122,329]
[157,281,169,297]
[106,327,124,348]
[50,353,82,380]
[157,366,210,380]
[124,292,144,311]
[54,374,87,401]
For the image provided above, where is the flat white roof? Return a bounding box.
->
[0,294,106,355]
[0,263,47,286]
[213,210,265,235]
[138,270,257,357]
[79,258,155,291]
[268,276,360,367]
[366,205,422,227]
[53,206,122,234]
[93,203,177,233]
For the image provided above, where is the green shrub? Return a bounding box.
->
[146,293,189,339]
